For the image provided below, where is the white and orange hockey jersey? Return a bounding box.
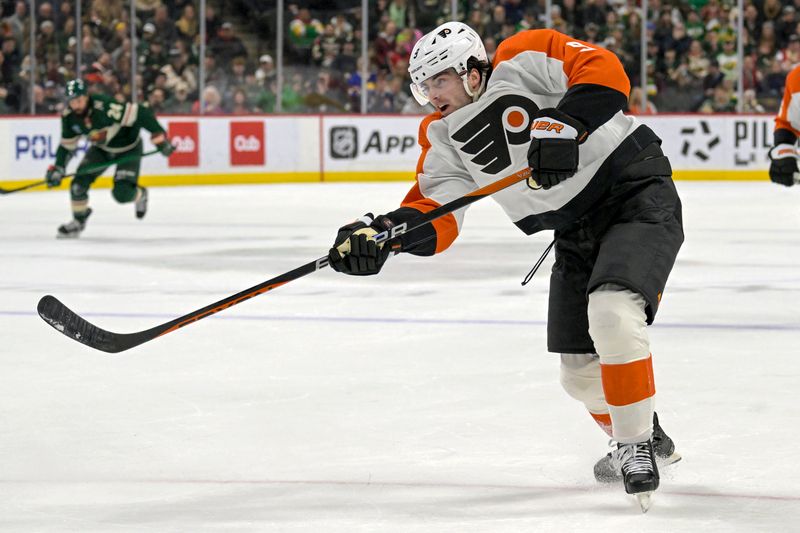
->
[774,64,800,144]
[390,30,661,256]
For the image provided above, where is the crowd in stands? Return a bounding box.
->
[0,0,798,115]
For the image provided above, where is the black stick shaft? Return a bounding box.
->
[38,167,531,353]
[157,167,532,336]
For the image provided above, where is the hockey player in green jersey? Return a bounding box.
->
[45,79,175,238]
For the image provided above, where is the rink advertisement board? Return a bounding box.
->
[0,115,321,189]
[229,121,265,166]
[321,116,420,181]
[0,114,776,190]
[167,121,199,167]
[637,115,774,179]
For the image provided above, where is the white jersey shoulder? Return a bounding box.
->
[419,76,639,226]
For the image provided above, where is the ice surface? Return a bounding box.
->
[1,181,798,531]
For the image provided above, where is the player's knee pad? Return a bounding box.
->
[587,284,649,364]
[69,179,90,201]
[559,353,606,411]
[111,180,137,203]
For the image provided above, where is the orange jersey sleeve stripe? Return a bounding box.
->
[775,65,800,136]
[400,110,459,254]
[401,186,459,254]
[600,355,655,407]
[492,29,630,97]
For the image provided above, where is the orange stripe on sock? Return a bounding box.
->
[590,412,613,437]
[600,355,655,407]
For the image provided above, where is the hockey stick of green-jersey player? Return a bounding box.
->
[0,149,161,195]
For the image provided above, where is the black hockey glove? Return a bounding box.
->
[45,164,65,188]
[328,213,400,276]
[527,108,588,190]
[768,144,798,187]
[152,133,175,157]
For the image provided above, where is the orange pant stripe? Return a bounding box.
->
[600,355,655,407]
[590,412,613,437]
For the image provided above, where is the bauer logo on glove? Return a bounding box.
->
[527,108,588,190]
[531,119,573,137]
[328,213,400,276]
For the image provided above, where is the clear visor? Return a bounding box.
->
[410,82,430,106]
[409,68,467,107]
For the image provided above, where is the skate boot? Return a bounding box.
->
[594,411,681,483]
[56,208,92,239]
[135,186,148,219]
[619,439,659,512]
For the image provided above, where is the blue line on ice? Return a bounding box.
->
[3,310,799,331]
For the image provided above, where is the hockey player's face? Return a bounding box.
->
[422,69,472,117]
[69,95,88,114]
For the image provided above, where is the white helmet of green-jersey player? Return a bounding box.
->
[408,21,488,106]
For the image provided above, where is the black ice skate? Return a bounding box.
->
[593,412,681,483]
[56,208,92,239]
[618,439,659,512]
[135,186,148,219]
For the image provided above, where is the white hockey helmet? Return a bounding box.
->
[408,21,488,106]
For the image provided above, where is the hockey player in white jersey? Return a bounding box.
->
[328,22,683,511]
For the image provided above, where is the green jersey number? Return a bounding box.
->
[107,102,124,121]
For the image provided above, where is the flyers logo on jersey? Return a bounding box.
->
[452,94,538,175]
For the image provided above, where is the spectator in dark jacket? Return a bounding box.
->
[581,0,611,28]
[0,48,20,112]
[776,5,797,48]
[663,23,692,58]
[209,22,248,67]
[414,0,442,32]
[149,5,177,47]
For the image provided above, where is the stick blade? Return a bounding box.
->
[37,295,126,353]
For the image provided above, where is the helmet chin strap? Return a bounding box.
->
[462,73,486,103]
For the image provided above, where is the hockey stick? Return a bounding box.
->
[0,149,161,195]
[37,167,532,353]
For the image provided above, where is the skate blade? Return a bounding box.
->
[635,491,654,513]
[660,451,682,467]
[56,232,81,239]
